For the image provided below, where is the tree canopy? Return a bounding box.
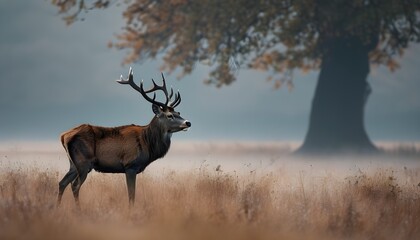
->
[52,0,420,87]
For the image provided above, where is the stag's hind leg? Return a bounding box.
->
[69,150,94,207]
[66,137,95,208]
[57,165,78,205]
[71,167,90,207]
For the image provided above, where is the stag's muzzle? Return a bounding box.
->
[182,120,191,131]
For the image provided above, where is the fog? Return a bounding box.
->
[2,142,419,182]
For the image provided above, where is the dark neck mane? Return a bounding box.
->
[143,117,171,160]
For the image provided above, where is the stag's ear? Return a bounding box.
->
[152,104,163,115]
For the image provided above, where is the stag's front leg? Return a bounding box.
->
[125,169,137,206]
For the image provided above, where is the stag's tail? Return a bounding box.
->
[59,126,82,166]
[59,124,95,167]
[60,124,87,152]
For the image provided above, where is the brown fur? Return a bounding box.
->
[57,116,176,207]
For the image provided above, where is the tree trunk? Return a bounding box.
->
[296,37,378,154]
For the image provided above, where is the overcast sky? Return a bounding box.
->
[0,1,419,142]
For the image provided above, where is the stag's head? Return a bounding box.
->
[117,68,191,133]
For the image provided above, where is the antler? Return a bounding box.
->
[116,67,181,109]
[169,89,181,108]
[160,72,182,108]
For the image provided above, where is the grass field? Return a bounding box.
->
[0,142,419,240]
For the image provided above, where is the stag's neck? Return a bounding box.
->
[143,117,172,160]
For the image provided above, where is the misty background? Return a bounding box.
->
[1,1,419,142]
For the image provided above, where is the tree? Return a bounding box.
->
[52,0,420,154]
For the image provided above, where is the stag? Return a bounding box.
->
[57,67,191,207]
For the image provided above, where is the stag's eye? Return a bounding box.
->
[167,115,174,120]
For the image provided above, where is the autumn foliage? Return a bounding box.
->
[52,0,420,87]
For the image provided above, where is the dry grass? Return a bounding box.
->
[1,164,420,240]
